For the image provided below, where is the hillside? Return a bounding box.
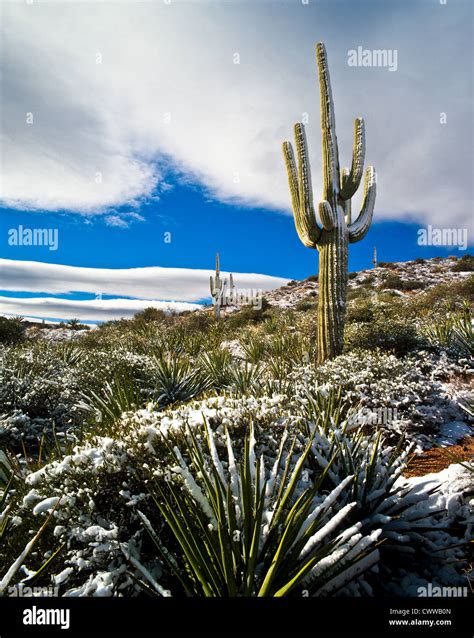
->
[264,255,473,308]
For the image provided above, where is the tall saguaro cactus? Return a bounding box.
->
[210,253,223,319]
[210,254,235,319]
[283,42,376,363]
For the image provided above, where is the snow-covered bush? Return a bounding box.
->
[1,393,470,597]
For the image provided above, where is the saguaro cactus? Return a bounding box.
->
[282,42,376,363]
[210,254,235,319]
[210,253,223,319]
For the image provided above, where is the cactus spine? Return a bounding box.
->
[282,42,376,363]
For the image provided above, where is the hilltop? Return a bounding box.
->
[264,255,473,309]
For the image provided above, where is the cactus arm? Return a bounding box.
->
[348,167,376,244]
[340,167,352,225]
[295,123,322,247]
[283,124,322,248]
[318,200,336,231]
[282,141,300,215]
[340,118,365,200]
[316,42,340,202]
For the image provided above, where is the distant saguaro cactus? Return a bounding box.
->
[283,42,376,363]
[210,254,235,319]
[372,246,378,268]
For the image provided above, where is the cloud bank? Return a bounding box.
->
[0,259,287,301]
[0,295,199,322]
[1,2,472,227]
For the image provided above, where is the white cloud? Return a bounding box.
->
[0,2,472,227]
[0,295,200,322]
[0,258,288,302]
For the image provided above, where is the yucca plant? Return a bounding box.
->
[310,424,472,586]
[78,374,144,429]
[298,386,355,435]
[0,450,62,595]
[424,305,473,356]
[54,342,84,366]
[266,355,293,381]
[199,348,233,389]
[226,362,262,395]
[452,305,473,356]
[241,336,267,364]
[154,355,210,406]
[138,421,381,597]
[267,333,309,366]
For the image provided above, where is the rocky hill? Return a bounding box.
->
[264,255,473,309]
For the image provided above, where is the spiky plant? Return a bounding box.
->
[0,451,61,595]
[227,362,262,395]
[199,348,233,389]
[282,43,376,362]
[154,355,210,406]
[139,421,381,596]
[78,374,144,430]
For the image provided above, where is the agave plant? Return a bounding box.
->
[138,421,381,596]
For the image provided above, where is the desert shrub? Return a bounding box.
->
[134,307,168,323]
[411,276,474,314]
[57,319,90,331]
[346,299,374,324]
[295,296,318,312]
[179,309,214,334]
[451,254,474,272]
[378,261,397,269]
[381,274,425,291]
[346,286,372,301]
[344,316,419,355]
[0,317,26,345]
[225,299,271,329]
[414,258,426,264]
[305,274,318,283]
[347,272,358,280]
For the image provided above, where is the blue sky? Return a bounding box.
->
[0,0,472,322]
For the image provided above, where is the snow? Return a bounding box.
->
[32,496,61,516]
[436,420,473,446]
